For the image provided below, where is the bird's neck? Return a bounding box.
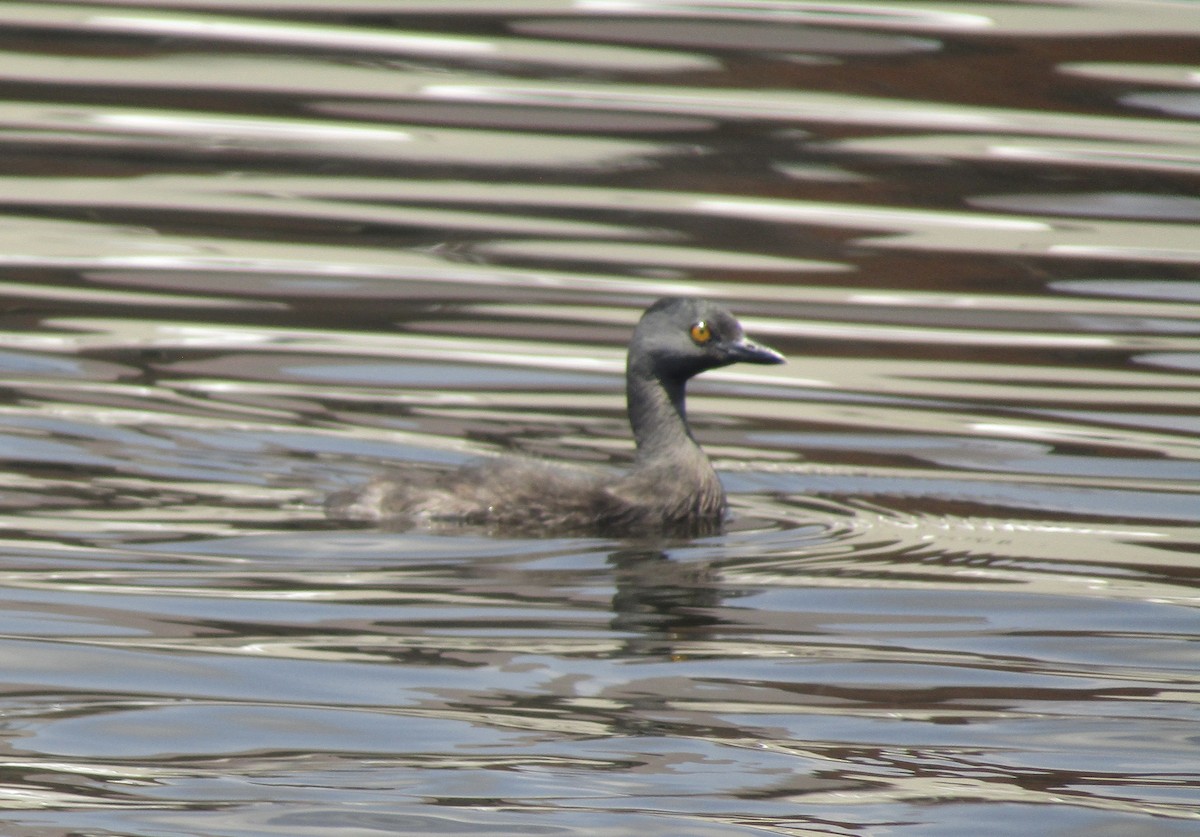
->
[627,368,700,463]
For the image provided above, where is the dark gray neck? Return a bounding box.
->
[627,366,699,462]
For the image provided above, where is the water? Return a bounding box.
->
[1,2,1198,834]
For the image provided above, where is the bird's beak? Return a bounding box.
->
[725,335,785,365]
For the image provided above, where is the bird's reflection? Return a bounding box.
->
[607,548,725,646]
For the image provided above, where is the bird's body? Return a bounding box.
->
[326,298,784,536]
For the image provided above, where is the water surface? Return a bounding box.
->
[1,2,1199,835]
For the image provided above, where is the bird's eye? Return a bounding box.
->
[689,321,712,344]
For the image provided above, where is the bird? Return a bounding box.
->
[326,297,785,536]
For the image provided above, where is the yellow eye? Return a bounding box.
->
[690,321,712,344]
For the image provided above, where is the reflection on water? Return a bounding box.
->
[1,2,1199,835]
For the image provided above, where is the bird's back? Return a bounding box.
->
[327,452,726,537]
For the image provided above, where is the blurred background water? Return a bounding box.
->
[0,1,1198,835]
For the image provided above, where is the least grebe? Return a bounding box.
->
[327,297,784,535]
